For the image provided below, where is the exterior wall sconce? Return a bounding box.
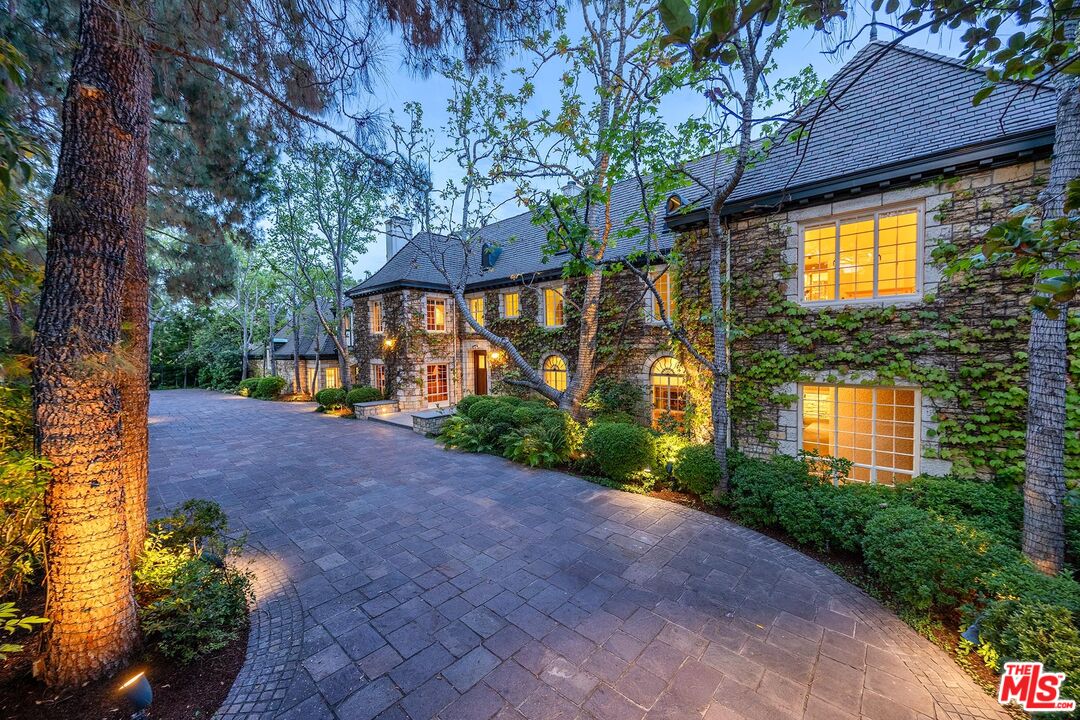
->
[383,338,396,350]
[490,350,503,363]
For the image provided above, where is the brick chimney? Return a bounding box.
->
[385,216,413,260]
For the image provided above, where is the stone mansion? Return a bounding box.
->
[343,41,1071,485]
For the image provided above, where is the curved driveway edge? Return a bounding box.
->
[149,390,1008,720]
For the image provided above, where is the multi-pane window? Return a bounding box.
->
[369,300,383,334]
[803,209,919,302]
[469,296,485,327]
[370,362,385,394]
[502,292,520,319]
[425,363,449,403]
[325,366,340,389]
[543,287,564,327]
[647,270,671,322]
[801,384,918,485]
[426,297,446,332]
[650,356,686,426]
[543,355,567,392]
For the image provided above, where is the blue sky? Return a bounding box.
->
[348,8,979,280]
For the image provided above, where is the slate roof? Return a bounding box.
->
[348,40,1057,299]
[248,301,345,359]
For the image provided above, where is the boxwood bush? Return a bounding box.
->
[581,422,654,482]
[237,378,260,397]
[467,398,502,421]
[253,375,286,399]
[315,387,347,409]
[347,386,382,406]
[672,444,722,497]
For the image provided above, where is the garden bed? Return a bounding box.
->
[0,620,248,720]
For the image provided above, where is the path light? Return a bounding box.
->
[119,670,153,718]
[961,614,983,645]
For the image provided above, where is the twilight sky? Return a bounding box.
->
[347,6,981,281]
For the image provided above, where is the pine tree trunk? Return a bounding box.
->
[1021,47,1078,575]
[33,0,148,686]
[120,75,151,562]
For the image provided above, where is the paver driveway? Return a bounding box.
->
[149,390,1008,720]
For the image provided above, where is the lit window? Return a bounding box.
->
[469,296,485,327]
[305,366,317,394]
[543,287,564,327]
[502,292,520,319]
[803,209,919,302]
[647,270,671,322]
[650,356,686,426]
[370,300,383,334]
[371,362,385,394]
[426,363,449,403]
[801,384,918,485]
[543,355,567,392]
[324,366,340,388]
[426,298,446,332]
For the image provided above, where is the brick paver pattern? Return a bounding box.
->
[149,390,1010,720]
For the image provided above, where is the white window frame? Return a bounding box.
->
[501,291,521,319]
[798,204,923,307]
[646,267,671,325]
[369,298,384,335]
[540,285,566,328]
[425,295,448,333]
[796,383,922,484]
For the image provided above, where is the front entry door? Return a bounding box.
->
[473,350,488,395]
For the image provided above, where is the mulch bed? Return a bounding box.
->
[0,617,249,720]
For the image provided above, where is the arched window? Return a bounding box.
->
[650,356,686,426]
[543,355,568,392]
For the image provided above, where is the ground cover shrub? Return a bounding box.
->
[346,386,381,405]
[253,375,286,399]
[862,505,995,613]
[582,422,654,482]
[237,378,260,397]
[137,500,252,664]
[898,475,1022,543]
[672,444,722,497]
[315,387,347,409]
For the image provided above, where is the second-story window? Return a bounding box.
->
[543,287,564,327]
[469,296,485,327]
[344,310,353,345]
[502,292,520,319]
[426,297,446,332]
[647,269,671,323]
[369,300,383,334]
[803,208,919,303]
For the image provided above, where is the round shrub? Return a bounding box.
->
[672,444,722,497]
[774,486,828,549]
[467,398,502,422]
[253,376,286,399]
[512,405,547,428]
[862,505,992,613]
[237,378,260,397]
[456,395,486,416]
[315,387,347,409]
[730,455,810,527]
[582,422,654,482]
[487,404,518,428]
[346,386,382,406]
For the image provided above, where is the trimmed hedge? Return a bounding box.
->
[672,444,722,497]
[581,422,654,482]
[346,386,381,406]
[455,395,486,416]
[315,387,347,409]
[253,376,286,399]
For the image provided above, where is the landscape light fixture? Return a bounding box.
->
[118,670,153,719]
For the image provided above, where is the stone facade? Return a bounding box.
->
[676,160,1063,480]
